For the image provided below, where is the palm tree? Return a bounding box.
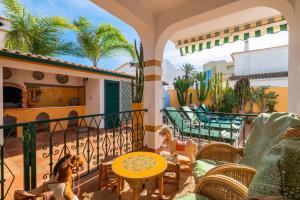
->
[73,16,135,67]
[180,63,195,80]
[2,0,75,56]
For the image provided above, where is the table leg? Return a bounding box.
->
[127,179,143,200]
[117,177,122,198]
[157,175,164,200]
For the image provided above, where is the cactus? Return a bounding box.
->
[174,78,190,106]
[234,78,250,113]
[131,40,144,103]
[195,72,210,104]
[210,73,225,110]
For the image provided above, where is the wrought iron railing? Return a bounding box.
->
[162,108,257,147]
[0,109,146,200]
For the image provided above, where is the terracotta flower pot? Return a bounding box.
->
[131,103,144,150]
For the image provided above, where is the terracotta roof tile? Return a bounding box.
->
[0,48,134,78]
[229,71,288,81]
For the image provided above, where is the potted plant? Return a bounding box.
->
[131,40,144,110]
[131,40,144,150]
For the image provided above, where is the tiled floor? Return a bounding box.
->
[2,123,251,199]
[79,169,195,200]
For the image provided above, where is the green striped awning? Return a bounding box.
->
[176,15,288,56]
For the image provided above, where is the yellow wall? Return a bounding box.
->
[168,86,288,113]
[4,106,86,137]
[28,86,85,107]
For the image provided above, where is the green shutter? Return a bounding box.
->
[280,24,288,31]
[255,30,261,37]
[224,37,229,43]
[192,44,196,53]
[215,40,220,46]
[199,43,203,51]
[233,35,239,41]
[180,48,184,56]
[185,46,189,54]
[244,32,250,40]
[267,27,274,34]
[206,41,211,49]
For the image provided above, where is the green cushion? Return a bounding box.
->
[194,160,216,182]
[175,193,209,200]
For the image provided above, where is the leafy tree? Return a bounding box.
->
[73,16,135,67]
[265,91,279,112]
[180,63,195,80]
[2,0,75,56]
[219,81,236,113]
[251,86,269,112]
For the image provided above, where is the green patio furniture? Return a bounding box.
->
[164,107,238,143]
[181,106,241,131]
[199,104,244,125]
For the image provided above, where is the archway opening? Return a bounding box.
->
[162,6,288,113]
[68,110,79,128]
[4,86,22,109]
[35,112,50,132]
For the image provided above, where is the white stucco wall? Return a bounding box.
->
[4,68,84,88]
[229,77,288,88]
[161,59,184,85]
[232,46,288,75]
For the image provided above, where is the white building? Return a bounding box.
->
[115,59,184,87]
[229,45,288,87]
[203,60,234,80]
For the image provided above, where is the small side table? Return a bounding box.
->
[112,152,167,200]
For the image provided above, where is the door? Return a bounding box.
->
[104,80,120,129]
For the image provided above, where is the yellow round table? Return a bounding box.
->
[112,152,167,200]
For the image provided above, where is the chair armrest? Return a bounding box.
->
[204,163,256,188]
[195,142,243,163]
[195,174,248,200]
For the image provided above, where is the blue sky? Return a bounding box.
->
[0,0,140,70]
[0,0,289,71]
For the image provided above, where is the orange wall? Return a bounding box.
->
[168,86,288,112]
[4,106,86,137]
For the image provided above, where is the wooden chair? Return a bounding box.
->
[98,155,121,190]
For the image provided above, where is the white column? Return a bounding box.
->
[143,60,163,150]
[288,1,300,114]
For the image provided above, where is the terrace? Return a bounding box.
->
[1,0,300,200]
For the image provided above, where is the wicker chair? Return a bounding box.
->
[195,175,248,200]
[204,164,256,188]
[195,142,243,163]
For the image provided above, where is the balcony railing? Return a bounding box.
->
[0,109,146,200]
